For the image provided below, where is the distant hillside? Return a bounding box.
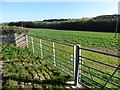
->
[94,15,120,19]
[43,15,120,21]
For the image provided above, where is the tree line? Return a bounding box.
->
[8,15,120,32]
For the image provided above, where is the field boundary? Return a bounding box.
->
[28,35,120,89]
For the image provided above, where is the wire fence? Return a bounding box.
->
[28,35,120,89]
[28,35,74,77]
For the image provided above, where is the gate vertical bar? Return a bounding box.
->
[31,37,34,53]
[25,35,28,48]
[74,44,81,86]
[40,39,43,59]
[74,45,76,79]
[79,45,82,82]
[53,42,56,66]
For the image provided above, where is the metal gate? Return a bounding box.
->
[28,35,120,89]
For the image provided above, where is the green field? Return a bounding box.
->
[28,28,119,54]
[2,28,119,89]
[28,28,119,88]
[2,42,73,89]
